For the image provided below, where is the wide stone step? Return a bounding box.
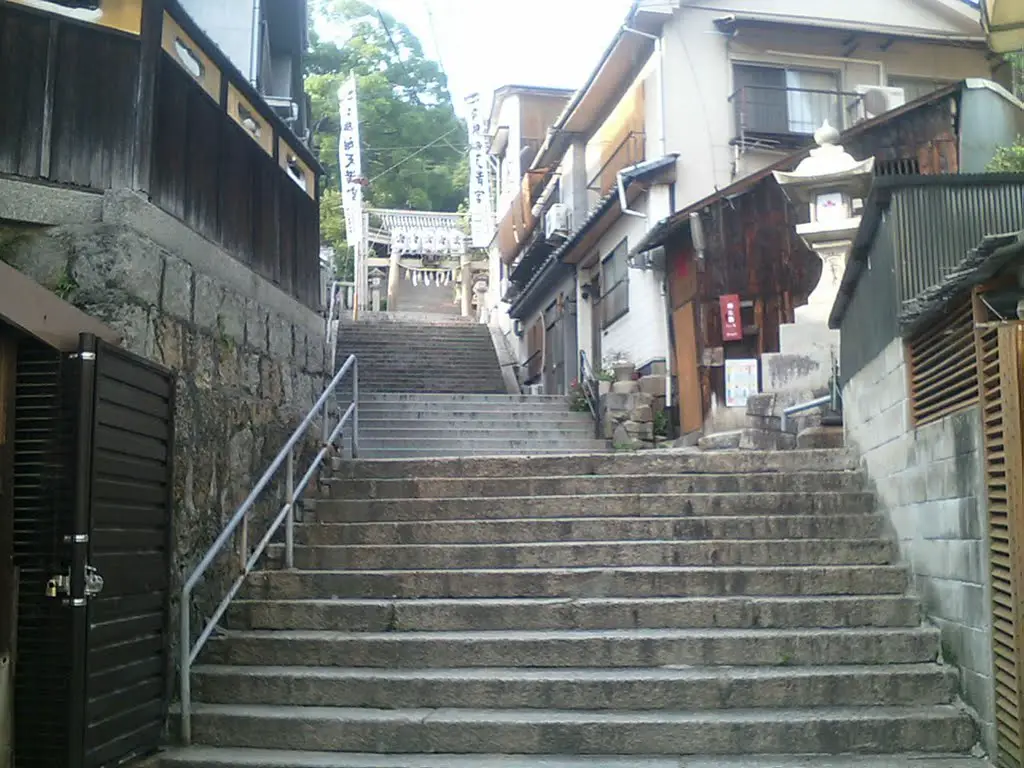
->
[353,448,613,458]
[332,450,858,478]
[242,565,909,600]
[204,626,939,669]
[228,595,923,632]
[353,408,583,421]
[360,394,567,403]
[355,438,608,451]
[161,747,990,768]
[274,539,896,570]
[294,514,887,545]
[358,427,597,440]
[183,703,974,755]
[191,663,957,710]
[325,472,866,499]
[308,492,876,523]
[357,420,595,434]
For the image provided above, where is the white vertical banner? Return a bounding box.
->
[338,74,365,306]
[466,93,493,248]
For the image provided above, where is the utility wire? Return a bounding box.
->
[368,124,463,183]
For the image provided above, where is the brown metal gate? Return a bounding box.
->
[13,333,174,768]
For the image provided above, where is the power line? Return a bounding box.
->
[368,124,463,183]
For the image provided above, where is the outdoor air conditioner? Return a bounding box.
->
[544,204,571,242]
[853,86,906,123]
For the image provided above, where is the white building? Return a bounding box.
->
[484,0,993,396]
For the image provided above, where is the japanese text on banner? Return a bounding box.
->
[465,93,494,248]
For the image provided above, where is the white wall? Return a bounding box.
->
[659,2,992,208]
[844,338,995,755]
[179,0,256,80]
[590,198,669,371]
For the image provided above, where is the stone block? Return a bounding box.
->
[629,405,653,423]
[218,289,246,347]
[623,420,654,441]
[698,430,742,451]
[268,314,294,361]
[738,428,796,451]
[88,302,154,359]
[796,426,844,449]
[745,393,776,417]
[194,273,224,334]
[246,302,268,352]
[161,255,193,321]
[70,225,164,308]
[612,380,639,395]
[600,393,631,413]
[638,375,666,397]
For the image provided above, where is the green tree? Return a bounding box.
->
[306,0,468,278]
[987,136,1024,172]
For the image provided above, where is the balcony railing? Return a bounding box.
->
[588,131,646,196]
[729,85,863,150]
[0,0,322,308]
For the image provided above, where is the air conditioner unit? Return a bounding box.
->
[544,204,571,242]
[854,86,906,123]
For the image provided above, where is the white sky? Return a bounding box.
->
[321,0,634,117]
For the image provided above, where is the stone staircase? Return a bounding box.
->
[335,313,606,458]
[354,393,606,458]
[164,450,983,767]
[337,314,507,395]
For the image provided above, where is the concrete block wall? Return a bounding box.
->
[844,337,995,754]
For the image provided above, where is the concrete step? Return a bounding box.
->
[271,538,897,570]
[293,514,888,545]
[353,447,613,458]
[331,450,860,478]
[324,472,867,499]
[354,440,610,454]
[242,565,909,600]
[203,626,940,669]
[228,594,923,632]
[182,703,975,755]
[358,427,597,440]
[352,408,583,421]
[307,491,877,523]
[191,663,957,710]
[161,747,990,768]
[359,393,568,404]
[357,419,595,433]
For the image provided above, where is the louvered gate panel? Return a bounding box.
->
[12,340,77,767]
[980,321,1024,767]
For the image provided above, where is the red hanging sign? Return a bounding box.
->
[720,294,743,342]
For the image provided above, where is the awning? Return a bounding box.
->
[496,167,557,264]
[982,0,1024,52]
[0,262,122,351]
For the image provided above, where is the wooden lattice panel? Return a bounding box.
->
[981,320,1024,768]
[909,296,979,426]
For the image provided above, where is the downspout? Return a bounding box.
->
[623,25,667,158]
[249,0,263,88]
[617,171,646,219]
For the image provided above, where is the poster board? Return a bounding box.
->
[725,358,759,408]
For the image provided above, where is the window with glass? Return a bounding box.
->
[733,64,841,136]
[601,238,629,328]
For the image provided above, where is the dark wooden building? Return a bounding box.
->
[635,80,1024,437]
[0,0,324,308]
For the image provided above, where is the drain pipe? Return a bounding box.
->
[249,0,263,88]
[617,169,646,219]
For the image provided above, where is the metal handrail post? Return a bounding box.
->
[285,449,295,570]
[352,357,360,459]
[180,596,191,745]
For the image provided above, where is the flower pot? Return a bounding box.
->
[598,380,612,396]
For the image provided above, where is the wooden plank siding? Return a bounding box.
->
[907,296,979,426]
[0,1,322,309]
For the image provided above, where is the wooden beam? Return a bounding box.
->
[38,18,59,179]
[132,0,165,193]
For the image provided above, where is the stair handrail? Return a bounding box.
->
[578,350,601,426]
[178,354,360,746]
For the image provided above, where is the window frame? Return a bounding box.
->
[601,237,630,330]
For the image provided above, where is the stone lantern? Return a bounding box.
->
[773,121,875,325]
[368,267,386,312]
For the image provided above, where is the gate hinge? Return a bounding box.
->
[45,565,105,604]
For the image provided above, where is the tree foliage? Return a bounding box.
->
[987,135,1024,173]
[307,0,468,278]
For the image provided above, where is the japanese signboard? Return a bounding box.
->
[719,294,743,342]
[465,93,494,248]
[338,74,364,252]
[725,359,759,408]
